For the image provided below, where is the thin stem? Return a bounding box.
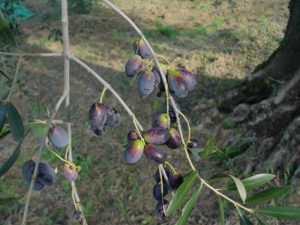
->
[69,54,143,131]
[132,116,145,144]
[21,91,68,225]
[7,56,22,101]
[61,0,87,224]
[177,110,191,144]
[129,59,153,86]
[200,178,254,214]
[99,87,108,103]
[102,0,254,217]
[0,52,62,57]
[102,0,170,114]
[47,147,77,168]
[157,55,171,65]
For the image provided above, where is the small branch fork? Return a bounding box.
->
[0,0,254,223]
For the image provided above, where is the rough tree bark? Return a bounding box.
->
[218,0,300,187]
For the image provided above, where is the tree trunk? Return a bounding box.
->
[217,0,300,186]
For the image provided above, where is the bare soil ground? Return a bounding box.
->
[2,0,299,224]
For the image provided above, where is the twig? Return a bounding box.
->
[69,54,143,131]
[0,52,62,57]
[6,56,22,101]
[61,0,87,224]
[102,0,170,114]
[21,91,68,225]
[103,0,255,215]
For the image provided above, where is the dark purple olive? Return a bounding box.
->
[38,161,55,186]
[72,209,83,222]
[63,164,78,182]
[168,110,176,123]
[179,68,196,91]
[47,125,69,148]
[152,64,167,87]
[106,107,121,127]
[127,129,141,142]
[22,160,55,191]
[143,127,170,145]
[166,128,181,149]
[169,173,183,190]
[152,113,170,129]
[153,183,168,201]
[155,199,168,218]
[133,38,152,59]
[144,144,166,164]
[125,55,143,77]
[89,103,109,135]
[138,71,156,95]
[124,139,145,164]
[187,139,201,148]
[167,70,188,98]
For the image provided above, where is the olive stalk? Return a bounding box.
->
[103,0,254,216]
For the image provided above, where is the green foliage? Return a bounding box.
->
[154,20,180,38]
[229,175,247,203]
[166,171,198,217]
[0,197,19,206]
[0,10,16,46]
[175,187,202,225]
[0,103,7,132]
[68,0,97,14]
[218,197,225,225]
[237,208,253,225]
[0,140,22,177]
[246,187,291,205]
[7,102,24,141]
[255,207,300,220]
[225,174,275,191]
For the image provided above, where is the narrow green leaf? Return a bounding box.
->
[225,174,275,191]
[229,175,247,203]
[236,208,254,225]
[255,206,300,220]
[246,187,291,205]
[166,171,198,217]
[0,141,21,177]
[0,11,16,46]
[7,102,24,141]
[0,197,19,205]
[256,216,269,225]
[0,103,7,132]
[175,187,202,225]
[218,197,225,225]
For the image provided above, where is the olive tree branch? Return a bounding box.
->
[61,0,87,224]
[102,0,170,114]
[0,52,62,57]
[6,56,22,101]
[103,0,254,215]
[69,54,144,131]
[21,91,68,225]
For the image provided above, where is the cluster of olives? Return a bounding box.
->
[124,111,181,165]
[153,166,184,218]
[125,38,196,98]
[89,102,120,135]
[21,124,80,191]
[22,160,55,191]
